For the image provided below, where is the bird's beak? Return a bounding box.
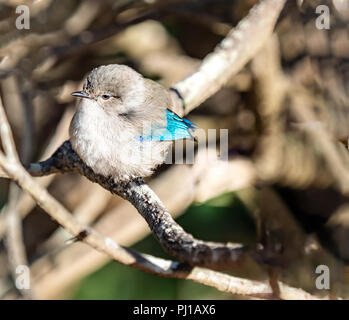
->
[71,91,90,99]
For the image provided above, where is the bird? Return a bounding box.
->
[69,64,196,181]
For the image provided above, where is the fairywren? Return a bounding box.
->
[70,64,195,181]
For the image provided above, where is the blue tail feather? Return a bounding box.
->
[140,109,196,141]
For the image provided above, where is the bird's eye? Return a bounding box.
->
[102,94,111,100]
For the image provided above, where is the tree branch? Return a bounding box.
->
[0,143,322,300]
[19,0,287,270]
[171,0,287,115]
[26,140,247,269]
[0,0,321,300]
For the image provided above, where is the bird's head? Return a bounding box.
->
[72,64,145,116]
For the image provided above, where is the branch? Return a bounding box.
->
[0,107,75,240]
[0,145,322,300]
[0,0,288,270]
[0,94,33,297]
[171,0,287,114]
[0,0,319,299]
[4,183,33,299]
[27,153,255,299]
[0,94,18,162]
[26,141,247,270]
[20,0,287,270]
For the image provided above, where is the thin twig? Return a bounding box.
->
[0,150,321,300]
[20,0,288,270]
[0,95,18,162]
[26,141,247,269]
[30,155,255,298]
[0,85,32,298]
[4,183,33,299]
[0,0,322,300]
[171,0,287,115]
[0,107,74,240]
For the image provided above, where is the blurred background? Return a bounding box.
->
[0,0,349,299]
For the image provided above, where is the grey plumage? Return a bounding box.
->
[69,64,173,181]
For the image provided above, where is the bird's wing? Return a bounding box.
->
[140,109,196,141]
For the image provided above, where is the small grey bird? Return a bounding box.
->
[69,64,195,181]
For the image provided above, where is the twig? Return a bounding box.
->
[29,153,254,299]
[0,94,32,298]
[25,141,246,269]
[4,183,33,299]
[0,107,75,240]
[290,91,349,193]
[20,0,287,270]
[0,96,18,162]
[0,0,321,299]
[171,0,287,115]
[0,146,321,300]
[1,0,288,270]
[0,90,255,297]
